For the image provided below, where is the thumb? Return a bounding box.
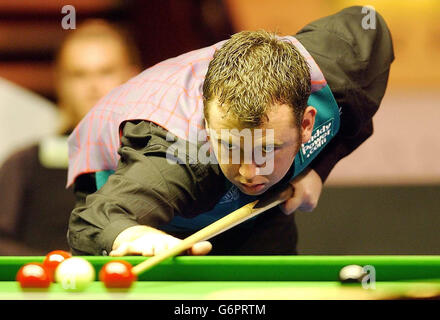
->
[188,241,212,256]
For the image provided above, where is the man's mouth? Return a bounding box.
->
[239,182,266,193]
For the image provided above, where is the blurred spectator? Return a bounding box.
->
[0,20,141,255]
[0,78,59,166]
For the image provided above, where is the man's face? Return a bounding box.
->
[56,37,138,125]
[206,102,307,196]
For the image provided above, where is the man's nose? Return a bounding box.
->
[238,163,257,180]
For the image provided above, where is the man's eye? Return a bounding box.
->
[263,145,276,153]
[221,141,238,150]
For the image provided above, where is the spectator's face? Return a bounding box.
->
[56,37,138,126]
[207,103,311,195]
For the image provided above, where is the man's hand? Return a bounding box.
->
[278,169,323,215]
[110,225,212,256]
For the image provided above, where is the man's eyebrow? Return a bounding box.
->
[216,137,284,147]
[254,141,284,148]
[216,137,239,146]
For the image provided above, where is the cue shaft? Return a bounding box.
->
[132,200,258,275]
[202,197,288,241]
[132,185,293,276]
[202,184,294,241]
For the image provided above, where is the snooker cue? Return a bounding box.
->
[131,185,293,276]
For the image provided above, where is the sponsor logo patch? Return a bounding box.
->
[299,119,334,163]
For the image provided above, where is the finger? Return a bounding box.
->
[279,196,302,215]
[139,233,170,256]
[156,236,181,255]
[109,242,130,257]
[188,241,212,256]
[123,238,153,256]
[152,242,166,255]
[140,244,154,256]
[298,194,318,212]
[279,184,295,201]
[112,241,153,256]
[299,202,316,212]
[153,239,176,255]
[147,234,181,256]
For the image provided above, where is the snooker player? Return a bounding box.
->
[67,6,394,256]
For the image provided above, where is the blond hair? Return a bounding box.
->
[203,30,311,127]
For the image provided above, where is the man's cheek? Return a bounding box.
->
[224,166,239,181]
[255,159,274,176]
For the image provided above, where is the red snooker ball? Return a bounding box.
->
[43,250,72,282]
[99,260,136,289]
[16,263,51,289]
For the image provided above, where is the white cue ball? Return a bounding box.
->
[339,264,366,283]
[55,257,95,292]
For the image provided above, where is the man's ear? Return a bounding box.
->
[300,106,317,144]
[204,120,210,141]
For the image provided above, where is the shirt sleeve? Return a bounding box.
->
[68,120,225,255]
[295,6,395,182]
